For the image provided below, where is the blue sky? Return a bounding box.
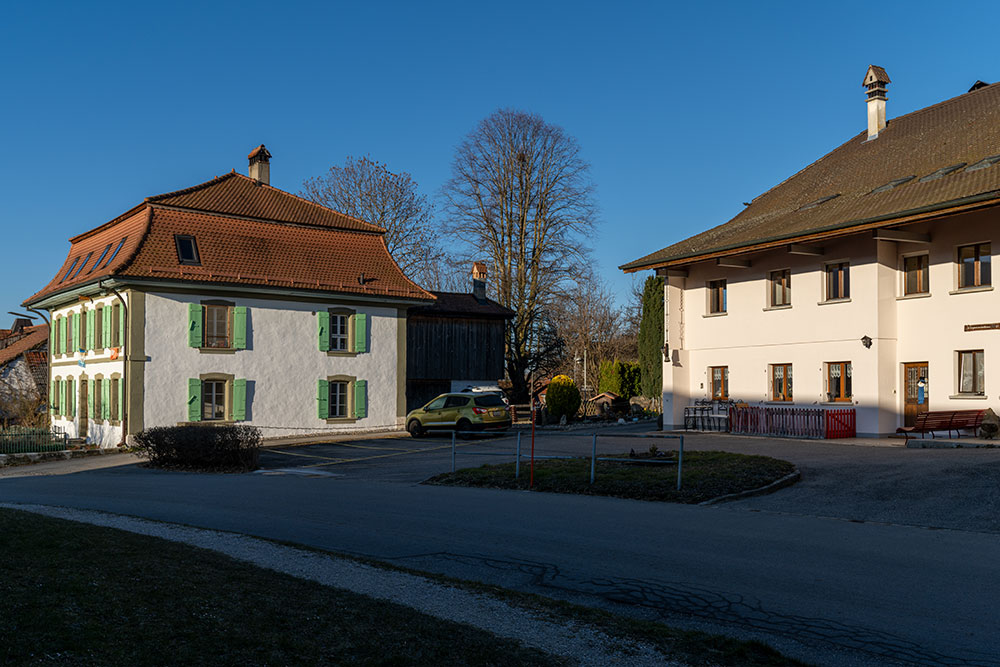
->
[2,0,997,321]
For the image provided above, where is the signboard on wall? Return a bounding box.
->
[964,323,1000,332]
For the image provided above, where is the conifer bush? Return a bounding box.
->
[546,375,581,422]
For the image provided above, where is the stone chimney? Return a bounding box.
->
[863,65,891,140]
[471,262,488,303]
[248,144,272,184]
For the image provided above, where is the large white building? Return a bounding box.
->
[25,146,433,445]
[622,67,1000,436]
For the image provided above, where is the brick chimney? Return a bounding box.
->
[471,262,488,303]
[863,65,891,140]
[248,144,272,184]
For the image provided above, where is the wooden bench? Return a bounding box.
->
[895,410,986,441]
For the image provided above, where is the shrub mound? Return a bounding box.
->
[546,375,581,421]
[131,425,261,472]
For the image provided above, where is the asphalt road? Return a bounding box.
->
[2,428,999,666]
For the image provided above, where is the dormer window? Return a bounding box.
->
[870,176,915,194]
[175,235,201,265]
[60,258,79,282]
[89,243,112,273]
[71,252,93,279]
[919,163,966,183]
[966,154,1000,173]
[104,237,127,268]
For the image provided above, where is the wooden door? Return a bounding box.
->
[903,363,929,427]
[79,381,88,435]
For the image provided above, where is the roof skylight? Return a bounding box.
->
[965,154,1000,173]
[60,258,79,283]
[174,235,201,265]
[919,163,966,183]
[89,243,112,273]
[799,194,840,210]
[103,237,127,268]
[70,252,93,279]
[870,176,915,194]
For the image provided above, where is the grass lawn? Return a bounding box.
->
[0,508,801,666]
[426,450,797,504]
[0,508,557,666]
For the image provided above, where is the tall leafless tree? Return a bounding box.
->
[442,109,597,402]
[301,156,452,288]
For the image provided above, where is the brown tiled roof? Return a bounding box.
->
[25,173,432,306]
[148,172,383,233]
[621,81,1000,271]
[0,325,48,368]
[409,291,515,318]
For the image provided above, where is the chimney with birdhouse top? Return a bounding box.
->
[248,144,272,184]
[863,65,891,140]
[471,262,488,303]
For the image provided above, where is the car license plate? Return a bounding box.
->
[491,409,504,417]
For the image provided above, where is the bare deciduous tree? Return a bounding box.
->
[301,156,449,288]
[442,109,597,402]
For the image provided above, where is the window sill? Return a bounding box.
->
[178,420,237,426]
[703,312,728,318]
[896,292,931,301]
[948,394,988,400]
[198,348,238,355]
[762,304,792,311]
[820,401,855,406]
[764,401,795,405]
[949,286,994,295]
[326,351,359,357]
[325,417,359,424]
[817,298,852,306]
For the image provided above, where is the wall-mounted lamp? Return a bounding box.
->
[861,335,873,349]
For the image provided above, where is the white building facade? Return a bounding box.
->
[623,68,1000,436]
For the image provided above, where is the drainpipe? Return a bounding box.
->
[100,281,128,445]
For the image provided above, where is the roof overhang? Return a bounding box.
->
[26,276,434,311]
[619,191,1000,273]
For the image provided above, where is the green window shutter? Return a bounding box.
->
[102,381,111,421]
[88,379,95,418]
[188,303,203,348]
[354,379,367,419]
[103,306,112,348]
[233,379,247,421]
[60,317,68,355]
[49,320,55,352]
[86,310,95,350]
[119,303,126,348]
[74,314,81,352]
[354,313,367,353]
[233,307,247,350]
[69,379,76,418]
[49,380,56,414]
[187,378,201,422]
[317,379,329,419]
[118,379,124,421]
[317,311,330,351]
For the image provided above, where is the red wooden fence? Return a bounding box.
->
[728,406,856,439]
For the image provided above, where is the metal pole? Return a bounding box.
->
[590,433,597,484]
[530,398,536,488]
[676,434,684,491]
[451,430,456,473]
[515,432,521,479]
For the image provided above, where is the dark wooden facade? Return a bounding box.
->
[406,292,512,411]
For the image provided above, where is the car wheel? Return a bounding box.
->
[456,419,473,439]
[407,419,424,437]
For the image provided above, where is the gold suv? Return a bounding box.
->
[406,393,511,437]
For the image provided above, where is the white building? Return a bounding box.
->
[25,146,433,445]
[621,67,1000,436]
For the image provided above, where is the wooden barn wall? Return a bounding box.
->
[407,316,506,381]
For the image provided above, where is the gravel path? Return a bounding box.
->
[3,502,678,667]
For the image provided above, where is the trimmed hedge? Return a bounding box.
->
[132,425,261,472]
[546,375,581,421]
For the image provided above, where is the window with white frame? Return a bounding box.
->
[957,350,985,395]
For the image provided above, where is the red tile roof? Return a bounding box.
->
[25,172,433,306]
[0,325,48,368]
[622,81,1000,271]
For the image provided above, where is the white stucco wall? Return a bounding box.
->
[50,295,126,447]
[661,211,1000,436]
[141,291,404,438]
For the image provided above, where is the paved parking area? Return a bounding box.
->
[261,426,1000,533]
